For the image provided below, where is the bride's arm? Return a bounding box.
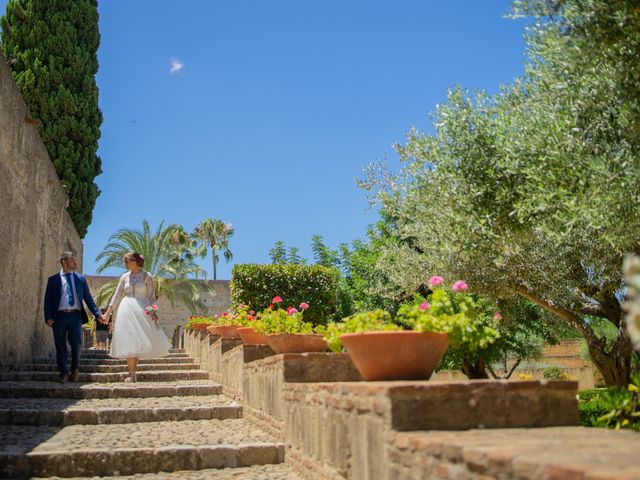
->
[106,274,126,316]
[145,273,158,317]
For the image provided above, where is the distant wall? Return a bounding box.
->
[0,50,83,368]
[86,276,232,338]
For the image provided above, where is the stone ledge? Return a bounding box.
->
[387,427,640,480]
[284,379,579,430]
[244,353,362,383]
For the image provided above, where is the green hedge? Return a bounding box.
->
[577,390,609,427]
[230,264,339,326]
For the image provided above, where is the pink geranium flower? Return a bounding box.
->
[272,296,283,304]
[419,302,431,311]
[299,302,309,310]
[452,280,469,292]
[428,275,444,286]
[493,313,503,321]
[287,307,299,315]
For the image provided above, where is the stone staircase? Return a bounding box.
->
[0,348,301,478]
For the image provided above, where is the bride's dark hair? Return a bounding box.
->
[124,251,145,268]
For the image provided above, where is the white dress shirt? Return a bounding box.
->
[59,269,81,311]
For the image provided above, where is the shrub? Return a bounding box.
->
[577,389,609,427]
[592,374,640,431]
[542,366,569,380]
[231,264,338,326]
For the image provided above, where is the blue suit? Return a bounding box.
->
[44,272,102,377]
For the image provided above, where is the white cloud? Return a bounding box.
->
[170,58,184,74]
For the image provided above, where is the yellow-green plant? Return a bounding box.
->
[325,309,400,353]
[184,316,216,330]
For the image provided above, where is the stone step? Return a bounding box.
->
[0,381,222,399]
[33,357,195,365]
[77,351,189,359]
[0,396,242,426]
[0,419,284,477]
[169,348,185,353]
[0,369,211,383]
[21,363,200,373]
[31,464,302,479]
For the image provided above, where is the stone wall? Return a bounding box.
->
[182,330,640,480]
[0,50,83,368]
[86,276,231,339]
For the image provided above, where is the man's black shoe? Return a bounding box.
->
[59,375,69,384]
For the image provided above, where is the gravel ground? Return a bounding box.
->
[24,419,276,452]
[0,395,234,411]
[0,380,223,399]
[0,395,238,411]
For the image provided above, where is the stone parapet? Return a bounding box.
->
[386,427,640,480]
[243,353,362,438]
[222,344,275,401]
[284,380,579,480]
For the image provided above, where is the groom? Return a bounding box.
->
[44,252,104,383]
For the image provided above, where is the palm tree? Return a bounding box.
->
[192,218,234,280]
[95,220,212,313]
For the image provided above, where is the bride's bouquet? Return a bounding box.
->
[145,304,160,328]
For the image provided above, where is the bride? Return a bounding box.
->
[105,251,171,382]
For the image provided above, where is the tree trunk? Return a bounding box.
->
[515,286,633,387]
[212,248,217,281]
[586,322,633,387]
[461,358,489,379]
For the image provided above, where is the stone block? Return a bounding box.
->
[221,344,275,401]
[386,380,579,430]
[243,353,362,441]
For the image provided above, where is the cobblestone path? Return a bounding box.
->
[0,349,301,478]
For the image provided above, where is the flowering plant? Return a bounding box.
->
[214,304,258,327]
[145,304,158,316]
[254,297,323,335]
[396,277,500,351]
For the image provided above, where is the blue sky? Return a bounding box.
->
[3,1,529,279]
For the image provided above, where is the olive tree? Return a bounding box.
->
[363,0,640,386]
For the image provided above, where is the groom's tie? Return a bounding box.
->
[64,273,75,307]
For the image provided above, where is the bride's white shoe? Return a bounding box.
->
[124,374,136,383]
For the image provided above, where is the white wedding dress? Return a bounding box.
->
[109,270,171,359]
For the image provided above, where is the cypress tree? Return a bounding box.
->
[1,0,102,238]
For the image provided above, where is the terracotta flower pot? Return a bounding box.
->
[265,334,327,354]
[207,325,242,338]
[191,323,211,331]
[340,331,449,381]
[237,326,268,345]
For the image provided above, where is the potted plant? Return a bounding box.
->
[231,304,267,345]
[255,297,326,353]
[185,316,216,331]
[207,311,243,338]
[326,277,499,381]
